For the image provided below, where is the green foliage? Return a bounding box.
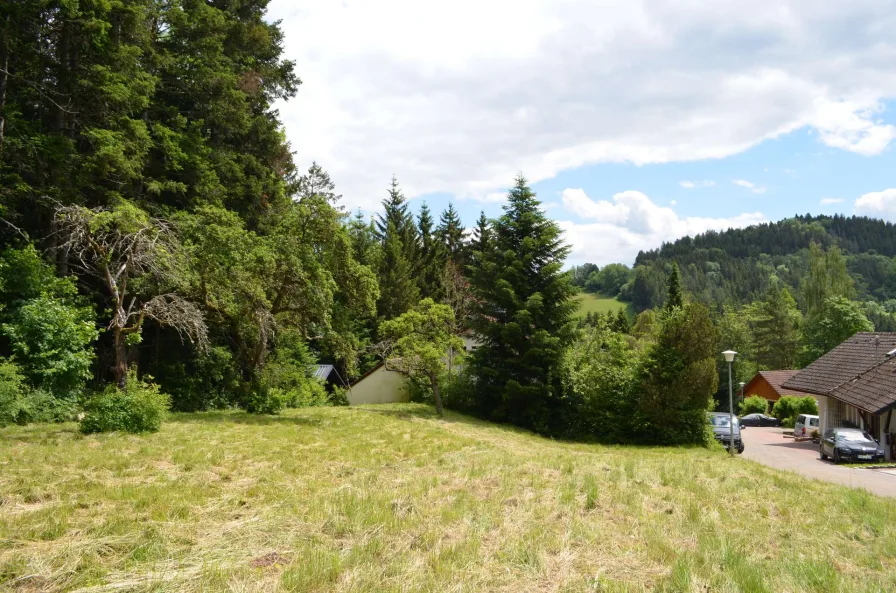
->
[635,303,719,445]
[771,396,819,428]
[802,296,873,364]
[745,280,802,370]
[467,175,577,434]
[589,263,632,296]
[13,390,81,424]
[80,373,171,434]
[562,321,640,441]
[435,203,466,266]
[2,295,97,397]
[380,298,463,416]
[800,242,854,318]
[665,263,684,310]
[739,395,769,415]
[243,388,286,416]
[0,359,28,427]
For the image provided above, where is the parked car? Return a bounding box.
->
[819,428,885,464]
[708,412,744,454]
[793,414,819,438]
[738,413,781,427]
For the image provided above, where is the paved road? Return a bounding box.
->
[740,426,896,498]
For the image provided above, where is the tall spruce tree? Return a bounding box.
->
[377,219,419,321]
[800,242,855,319]
[467,174,577,434]
[436,203,466,266]
[665,262,684,310]
[746,279,802,369]
[416,203,443,299]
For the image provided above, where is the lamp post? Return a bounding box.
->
[739,381,745,409]
[722,350,737,456]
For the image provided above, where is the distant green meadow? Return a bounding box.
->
[574,291,634,318]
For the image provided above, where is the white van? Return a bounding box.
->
[794,414,819,438]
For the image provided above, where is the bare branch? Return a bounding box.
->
[142,294,209,352]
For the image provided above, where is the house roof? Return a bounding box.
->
[750,370,814,397]
[828,356,896,415]
[312,364,335,380]
[782,332,896,415]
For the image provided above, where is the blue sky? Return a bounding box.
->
[270,1,896,265]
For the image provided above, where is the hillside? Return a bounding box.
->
[2,405,895,592]
[628,215,896,317]
[574,291,633,318]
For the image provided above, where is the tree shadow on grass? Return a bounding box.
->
[169,411,322,427]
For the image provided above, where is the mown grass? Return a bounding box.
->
[575,292,634,318]
[1,404,895,592]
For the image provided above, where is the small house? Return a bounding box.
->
[742,370,815,410]
[346,363,410,405]
[783,332,896,461]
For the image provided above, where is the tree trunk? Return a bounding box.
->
[430,376,444,417]
[113,326,128,389]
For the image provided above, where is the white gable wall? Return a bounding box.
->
[347,366,409,405]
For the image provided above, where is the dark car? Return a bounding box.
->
[708,413,744,454]
[738,413,781,427]
[819,428,885,464]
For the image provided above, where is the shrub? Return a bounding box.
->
[2,294,97,398]
[771,395,818,428]
[244,387,286,415]
[0,359,27,427]
[283,380,330,408]
[80,373,170,434]
[14,390,80,424]
[739,395,768,416]
[635,304,719,445]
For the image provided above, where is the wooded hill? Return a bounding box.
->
[628,215,896,325]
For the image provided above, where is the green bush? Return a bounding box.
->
[771,395,819,428]
[244,387,286,415]
[80,374,170,434]
[739,395,768,415]
[14,390,80,424]
[282,380,330,408]
[0,359,27,427]
[2,294,97,398]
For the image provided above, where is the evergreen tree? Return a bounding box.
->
[377,219,419,321]
[665,262,684,310]
[436,203,466,266]
[611,308,631,334]
[746,280,802,369]
[416,203,443,299]
[296,162,341,205]
[467,174,577,434]
[801,242,854,318]
[347,210,379,269]
[470,211,491,253]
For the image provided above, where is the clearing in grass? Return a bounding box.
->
[1,404,895,592]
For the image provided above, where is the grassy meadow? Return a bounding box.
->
[574,292,634,318]
[2,404,895,592]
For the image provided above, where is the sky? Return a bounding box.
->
[267,0,896,266]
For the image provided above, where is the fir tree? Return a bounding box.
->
[746,279,802,369]
[377,219,419,321]
[436,203,466,266]
[665,262,684,310]
[416,203,443,299]
[467,174,577,434]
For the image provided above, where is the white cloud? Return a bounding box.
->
[670,200,677,206]
[680,180,716,189]
[269,0,896,210]
[855,189,896,221]
[733,179,768,194]
[820,197,844,205]
[559,189,765,265]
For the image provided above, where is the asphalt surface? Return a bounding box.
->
[740,426,896,498]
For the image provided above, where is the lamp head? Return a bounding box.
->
[722,350,737,363]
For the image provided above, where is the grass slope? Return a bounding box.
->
[575,291,634,318]
[2,405,895,592]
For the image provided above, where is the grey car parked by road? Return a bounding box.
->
[708,412,744,454]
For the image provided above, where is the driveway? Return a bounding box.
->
[740,426,896,498]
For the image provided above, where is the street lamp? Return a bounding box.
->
[722,350,737,456]
[739,381,745,408]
